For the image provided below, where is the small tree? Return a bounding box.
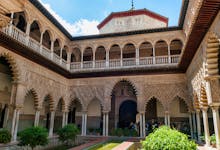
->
[141,126,197,150]
[57,124,79,146]
[18,127,48,150]
[0,129,11,144]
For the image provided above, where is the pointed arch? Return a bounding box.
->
[44,94,55,111]
[55,98,66,112]
[0,53,20,82]
[169,96,190,112]
[29,20,41,43]
[109,79,138,97]
[25,88,39,109]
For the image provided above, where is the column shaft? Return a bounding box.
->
[62,112,65,127]
[49,111,55,137]
[139,114,143,137]
[81,114,84,136]
[84,113,87,135]
[13,109,20,141]
[106,113,109,136]
[103,114,106,136]
[11,109,17,139]
[192,112,197,139]
[34,110,40,127]
[202,109,210,146]
[196,111,201,142]
[189,113,193,139]
[65,112,68,125]
[142,113,146,137]
[212,107,220,149]
[167,114,170,127]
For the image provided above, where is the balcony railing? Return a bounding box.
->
[2,25,67,69]
[2,25,180,73]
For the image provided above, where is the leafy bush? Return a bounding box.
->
[141,126,197,150]
[18,127,48,150]
[0,129,11,144]
[57,124,79,145]
[210,134,216,145]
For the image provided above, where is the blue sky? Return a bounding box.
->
[39,0,182,36]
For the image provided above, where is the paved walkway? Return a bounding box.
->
[69,137,108,150]
[198,146,217,150]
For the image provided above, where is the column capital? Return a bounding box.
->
[195,109,201,113]
[102,111,109,114]
[201,107,209,111]
[210,105,219,111]
[15,104,23,110]
[165,111,170,115]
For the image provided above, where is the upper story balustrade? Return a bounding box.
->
[1,24,181,73]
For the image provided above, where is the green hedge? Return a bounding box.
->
[57,124,79,145]
[141,126,197,150]
[0,129,11,144]
[18,127,48,150]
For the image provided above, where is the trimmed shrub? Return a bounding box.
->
[57,124,79,145]
[210,134,216,146]
[0,129,11,144]
[141,126,197,150]
[18,127,48,150]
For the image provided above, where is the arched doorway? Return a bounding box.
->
[87,98,102,135]
[145,97,165,135]
[170,97,190,135]
[110,80,137,131]
[119,100,137,128]
[0,56,13,129]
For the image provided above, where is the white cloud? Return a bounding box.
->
[39,0,99,36]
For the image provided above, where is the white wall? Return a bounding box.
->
[99,14,167,34]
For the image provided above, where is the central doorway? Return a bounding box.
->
[119,100,137,128]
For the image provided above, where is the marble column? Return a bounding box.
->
[50,40,54,60]
[164,113,168,126]
[11,107,21,142]
[168,45,171,63]
[13,109,20,141]
[11,109,17,141]
[49,111,55,137]
[153,45,156,64]
[25,22,31,44]
[211,106,220,149]
[192,112,197,139]
[106,50,109,67]
[3,106,9,128]
[136,48,139,65]
[167,113,170,127]
[188,113,193,139]
[34,110,40,127]
[102,113,106,136]
[81,113,84,136]
[62,112,66,127]
[84,113,87,135]
[65,112,69,125]
[142,113,146,137]
[196,110,202,142]
[106,113,109,136]
[139,114,143,137]
[202,108,210,146]
[9,12,14,35]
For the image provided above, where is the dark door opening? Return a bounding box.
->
[119,100,137,128]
